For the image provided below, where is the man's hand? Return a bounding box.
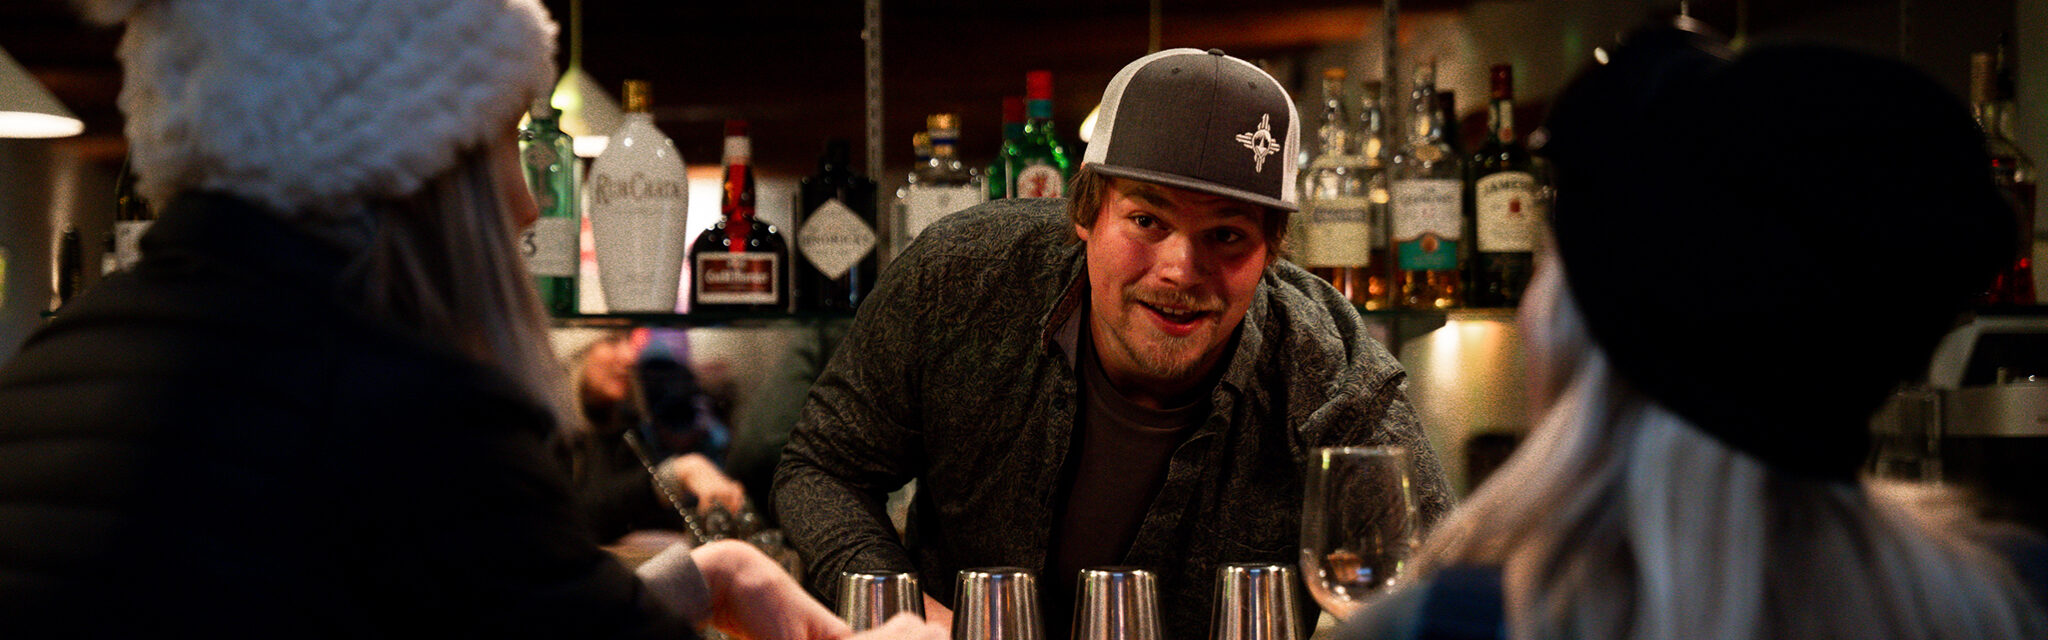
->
[690,540,850,640]
[919,594,953,635]
[661,453,747,515]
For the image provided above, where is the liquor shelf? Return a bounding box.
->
[550,310,856,329]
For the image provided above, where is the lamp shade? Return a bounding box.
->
[0,46,83,139]
[552,63,622,158]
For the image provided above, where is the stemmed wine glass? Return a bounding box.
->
[1298,446,1419,618]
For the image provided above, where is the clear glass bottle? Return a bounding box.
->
[797,139,880,312]
[103,158,153,276]
[886,132,931,264]
[903,113,985,246]
[588,80,690,312]
[1357,79,1395,310]
[1006,71,1072,198]
[1973,51,2036,305]
[987,96,1024,200]
[1389,65,1465,309]
[519,100,580,316]
[1467,64,1540,308]
[1298,67,1376,306]
[690,119,790,313]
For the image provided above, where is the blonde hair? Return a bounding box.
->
[342,142,576,431]
[1408,260,2046,640]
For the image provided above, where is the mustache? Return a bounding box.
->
[1126,287,1223,314]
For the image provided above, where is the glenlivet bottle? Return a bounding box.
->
[519,100,580,316]
[797,139,879,312]
[1389,65,1465,309]
[690,119,789,313]
[1467,64,1540,307]
[1298,67,1376,306]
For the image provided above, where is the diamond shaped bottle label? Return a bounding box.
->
[798,198,876,280]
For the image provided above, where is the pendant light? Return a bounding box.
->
[0,45,83,139]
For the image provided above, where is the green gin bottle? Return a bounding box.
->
[519,100,580,316]
[1005,72,1072,198]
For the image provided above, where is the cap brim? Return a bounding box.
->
[1088,162,1297,212]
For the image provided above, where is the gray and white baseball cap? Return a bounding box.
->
[1083,48,1301,212]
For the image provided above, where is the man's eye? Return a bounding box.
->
[1213,228,1246,244]
[1130,214,1158,229]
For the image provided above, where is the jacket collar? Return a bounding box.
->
[143,192,358,291]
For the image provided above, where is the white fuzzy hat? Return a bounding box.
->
[79,0,558,220]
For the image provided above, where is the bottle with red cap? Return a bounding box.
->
[689,119,790,313]
[1467,63,1542,307]
[1003,71,1073,198]
[987,96,1025,200]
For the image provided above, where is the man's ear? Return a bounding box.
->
[1075,221,1092,243]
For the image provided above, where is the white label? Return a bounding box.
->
[1014,163,1065,198]
[1390,179,1463,241]
[522,217,578,277]
[1302,195,1372,268]
[904,184,984,240]
[798,199,876,279]
[1475,172,1537,252]
[695,252,780,304]
[113,220,151,271]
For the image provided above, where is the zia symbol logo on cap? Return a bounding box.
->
[1083,48,1302,212]
[1234,114,1283,173]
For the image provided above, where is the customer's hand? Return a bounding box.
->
[690,540,849,640]
[661,453,747,515]
[919,594,954,633]
[848,613,947,640]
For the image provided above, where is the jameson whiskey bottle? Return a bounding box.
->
[103,159,154,275]
[519,100,579,316]
[1467,64,1540,308]
[1298,68,1376,306]
[797,139,879,312]
[588,80,690,312]
[1973,51,2037,305]
[987,96,1025,200]
[904,113,985,246]
[1389,65,1465,309]
[1357,79,1395,310]
[690,119,790,313]
[1006,71,1073,198]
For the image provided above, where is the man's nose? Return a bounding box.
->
[1154,233,1203,284]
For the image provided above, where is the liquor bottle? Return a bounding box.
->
[1297,67,1376,306]
[57,226,82,308]
[1389,65,1465,309]
[690,119,790,312]
[1357,79,1395,310]
[903,113,986,247]
[519,100,580,316]
[1006,71,1073,198]
[1972,52,2037,304]
[588,80,690,313]
[987,96,1025,200]
[1435,89,1463,157]
[797,139,880,312]
[102,159,153,275]
[1467,64,1540,308]
[885,132,932,264]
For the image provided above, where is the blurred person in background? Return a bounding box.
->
[554,328,748,542]
[1336,20,2048,640]
[0,1,937,638]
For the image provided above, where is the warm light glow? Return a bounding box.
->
[1079,104,1101,143]
[1593,47,1611,65]
[0,111,83,138]
[573,135,611,158]
[552,64,623,158]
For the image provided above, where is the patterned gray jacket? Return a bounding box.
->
[774,198,1451,639]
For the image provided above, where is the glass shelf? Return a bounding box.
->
[549,310,855,329]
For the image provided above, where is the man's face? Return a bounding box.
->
[1077,177,1271,407]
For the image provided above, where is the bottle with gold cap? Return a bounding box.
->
[587,79,690,313]
[901,113,984,248]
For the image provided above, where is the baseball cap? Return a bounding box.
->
[1084,48,1301,212]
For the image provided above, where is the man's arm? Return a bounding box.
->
[773,248,939,601]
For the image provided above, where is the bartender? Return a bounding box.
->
[775,48,1451,640]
